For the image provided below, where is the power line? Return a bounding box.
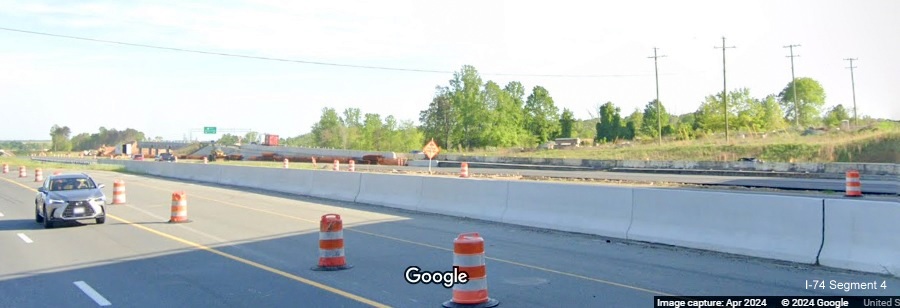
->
[0,26,655,78]
[784,44,801,127]
[648,47,666,146]
[844,58,858,127]
[715,37,735,143]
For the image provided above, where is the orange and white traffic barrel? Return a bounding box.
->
[348,160,355,172]
[283,158,289,169]
[112,180,127,204]
[442,232,499,308]
[845,170,862,197]
[2,163,8,174]
[203,156,208,164]
[34,168,43,182]
[18,166,26,178]
[313,214,352,270]
[333,160,340,171]
[168,191,189,223]
[460,162,470,178]
[311,156,317,168]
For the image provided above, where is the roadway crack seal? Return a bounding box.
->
[815,198,825,265]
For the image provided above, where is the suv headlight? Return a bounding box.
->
[48,199,66,204]
[91,197,105,204]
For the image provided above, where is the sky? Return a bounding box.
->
[1,0,898,141]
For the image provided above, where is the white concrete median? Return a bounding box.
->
[308,170,361,202]
[503,182,632,239]
[355,173,424,211]
[627,188,823,264]
[819,199,900,277]
[417,177,508,222]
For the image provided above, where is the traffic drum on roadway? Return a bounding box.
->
[313,214,352,271]
[168,191,190,223]
[34,168,43,182]
[18,166,26,178]
[113,180,127,204]
[2,164,8,174]
[443,232,499,308]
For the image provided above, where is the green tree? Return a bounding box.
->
[342,108,362,149]
[311,107,344,148]
[244,131,260,144]
[481,81,528,147]
[761,95,787,131]
[640,100,670,138]
[823,104,850,128]
[524,86,560,144]
[779,77,826,127]
[360,113,383,150]
[595,102,623,142]
[449,65,487,149]
[217,134,240,145]
[558,108,576,138]
[49,125,72,151]
[623,108,643,140]
[419,86,456,149]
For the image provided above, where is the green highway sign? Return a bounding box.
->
[204,127,217,134]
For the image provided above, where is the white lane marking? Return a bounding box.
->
[17,233,33,243]
[73,281,112,306]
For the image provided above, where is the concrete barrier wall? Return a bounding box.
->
[417,177,508,222]
[356,173,424,211]
[627,188,824,264]
[308,170,361,202]
[819,199,900,276]
[105,160,899,277]
[503,182,632,239]
[435,155,898,176]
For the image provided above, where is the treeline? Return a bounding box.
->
[291,65,858,151]
[292,107,425,153]
[49,125,146,151]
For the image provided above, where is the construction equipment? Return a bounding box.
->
[208,147,227,162]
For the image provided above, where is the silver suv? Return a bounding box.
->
[35,173,107,228]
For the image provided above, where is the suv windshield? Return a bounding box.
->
[50,178,96,191]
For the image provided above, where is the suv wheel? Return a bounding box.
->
[42,207,54,229]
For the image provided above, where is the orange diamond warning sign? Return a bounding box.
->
[423,139,440,160]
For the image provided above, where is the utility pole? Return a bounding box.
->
[784,44,801,127]
[648,47,666,146]
[715,37,735,143]
[844,58,858,127]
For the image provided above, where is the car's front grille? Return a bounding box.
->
[63,201,96,218]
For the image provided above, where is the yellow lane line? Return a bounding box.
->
[0,177,391,308]
[123,175,679,297]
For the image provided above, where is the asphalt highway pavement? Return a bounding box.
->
[1,169,898,307]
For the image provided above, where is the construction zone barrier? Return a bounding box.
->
[2,164,7,174]
[313,214,352,271]
[443,232,498,308]
[845,170,862,197]
[283,158,289,169]
[168,191,189,223]
[203,156,208,164]
[311,156,317,168]
[348,159,355,172]
[18,166,26,178]
[112,180,126,204]
[460,162,469,178]
[333,159,340,171]
[34,168,43,182]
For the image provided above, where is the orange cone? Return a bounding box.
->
[313,214,352,271]
[34,168,43,182]
[443,233,498,307]
[112,180,126,204]
[333,160,340,171]
[168,191,190,223]
[460,162,470,178]
[18,166,26,178]
[348,160,355,172]
[203,156,208,164]
[845,170,862,197]
[2,163,8,174]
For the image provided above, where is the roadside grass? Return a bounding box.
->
[455,124,900,163]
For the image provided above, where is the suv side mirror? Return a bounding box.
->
[37,187,47,193]
[97,184,105,189]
